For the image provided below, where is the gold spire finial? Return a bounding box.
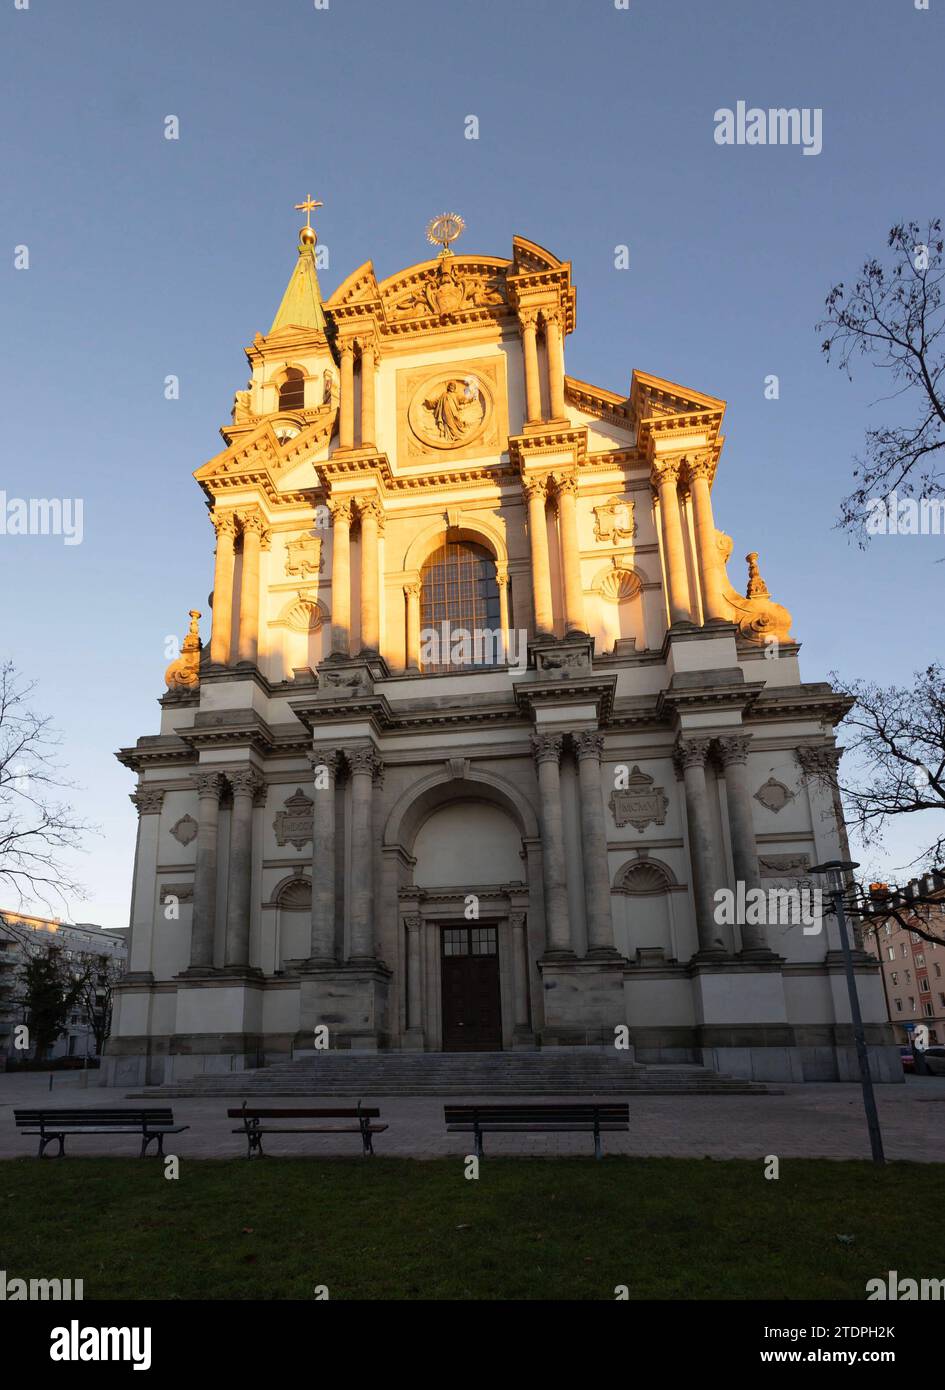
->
[294,193,323,246]
[426,212,465,258]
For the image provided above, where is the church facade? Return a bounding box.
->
[107,213,899,1087]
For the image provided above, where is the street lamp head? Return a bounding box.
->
[810,860,860,894]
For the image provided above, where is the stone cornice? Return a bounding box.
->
[509,426,588,472]
[564,375,634,430]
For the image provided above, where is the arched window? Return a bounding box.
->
[278,368,305,411]
[420,541,500,672]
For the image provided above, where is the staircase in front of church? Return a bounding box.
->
[132,1051,774,1098]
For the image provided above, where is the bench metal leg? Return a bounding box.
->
[141,1132,166,1158]
[246,1130,264,1159]
[474,1124,483,1159]
[361,1125,375,1156]
[39,1134,65,1159]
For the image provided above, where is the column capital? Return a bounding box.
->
[229,767,266,801]
[685,452,714,484]
[494,563,509,588]
[310,749,341,779]
[357,495,385,529]
[518,307,540,332]
[715,733,753,767]
[675,736,713,770]
[211,509,238,539]
[327,497,354,524]
[403,580,421,599]
[531,732,564,766]
[553,471,578,497]
[522,473,551,503]
[541,306,564,330]
[650,456,684,490]
[338,337,356,360]
[345,744,381,778]
[355,333,380,361]
[130,787,165,816]
[403,913,422,933]
[795,744,842,778]
[573,730,604,761]
[236,508,268,540]
[509,910,527,931]
[192,771,226,800]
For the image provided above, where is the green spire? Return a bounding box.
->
[270,234,328,335]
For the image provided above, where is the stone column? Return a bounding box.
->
[309,751,338,963]
[404,581,421,671]
[404,913,423,1031]
[524,476,554,636]
[225,768,264,970]
[510,910,529,1028]
[687,454,728,623]
[555,474,586,634]
[677,737,726,956]
[574,731,618,956]
[209,511,238,666]
[358,496,383,654]
[339,340,355,450]
[716,734,769,955]
[128,788,165,976]
[359,339,376,448]
[651,458,691,627]
[347,746,379,961]
[532,733,573,956]
[328,499,352,656]
[495,564,510,661]
[236,511,269,665]
[519,310,542,424]
[543,308,567,421]
[189,773,225,971]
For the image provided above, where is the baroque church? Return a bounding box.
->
[107,207,898,1087]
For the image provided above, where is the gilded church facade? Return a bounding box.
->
[107,210,899,1086]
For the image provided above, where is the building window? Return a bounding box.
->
[908,997,916,1011]
[278,368,305,411]
[887,947,896,961]
[924,1001,934,1017]
[940,993,945,1008]
[894,999,903,1012]
[891,972,899,985]
[919,977,930,994]
[419,541,501,672]
[935,963,942,978]
[916,953,926,967]
[905,970,911,983]
[902,943,908,957]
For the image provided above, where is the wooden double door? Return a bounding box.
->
[440,925,502,1051]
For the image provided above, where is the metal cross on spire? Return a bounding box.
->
[294,193,323,229]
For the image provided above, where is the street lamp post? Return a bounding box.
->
[811,860,885,1165]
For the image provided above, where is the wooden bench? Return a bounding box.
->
[13,1108,189,1159]
[228,1102,387,1158]
[445,1102,629,1159]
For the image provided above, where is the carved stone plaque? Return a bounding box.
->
[593,497,637,544]
[273,787,314,850]
[608,765,670,833]
[754,777,796,814]
[397,357,506,462]
[170,814,198,847]
[285,533,323,577]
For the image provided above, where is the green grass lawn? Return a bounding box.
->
[1,1157,942,1300]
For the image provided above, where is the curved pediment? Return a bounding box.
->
[379,254,511,327]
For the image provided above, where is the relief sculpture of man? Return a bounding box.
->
[425,379,473,442]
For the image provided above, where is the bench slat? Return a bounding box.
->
[226,1108,381,1119]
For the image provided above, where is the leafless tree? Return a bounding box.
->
[818,219,945,539]
[0,661,93,911]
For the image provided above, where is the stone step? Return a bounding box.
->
[129,1052,774,1098]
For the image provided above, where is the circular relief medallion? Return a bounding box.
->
[408,371,492,451]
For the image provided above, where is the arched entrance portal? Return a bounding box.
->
[414,800,521,1051]
[384,770,540,1051]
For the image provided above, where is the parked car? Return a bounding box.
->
[921,1045,945,1077]
[900,1045,915,1073]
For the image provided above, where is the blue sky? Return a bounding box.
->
[2,0,943,924]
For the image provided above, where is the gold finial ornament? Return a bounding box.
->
[295,193,323,246]
[426,212,465,258]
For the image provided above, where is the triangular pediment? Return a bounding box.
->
[631,370,726,421]
[195,410,335,496]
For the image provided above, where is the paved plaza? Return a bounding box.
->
[0,1071,942,1162]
